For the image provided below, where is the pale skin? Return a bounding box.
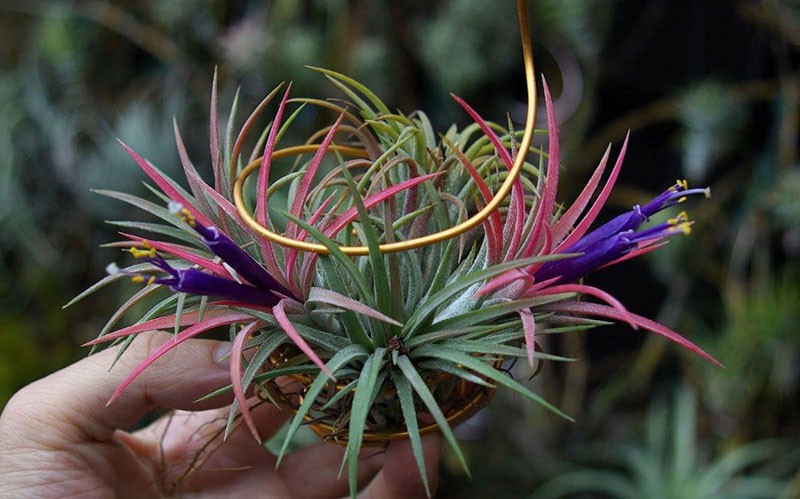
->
[0,331,442,498]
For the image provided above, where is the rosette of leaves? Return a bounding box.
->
[71,69,716,497]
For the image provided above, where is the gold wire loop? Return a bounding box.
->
[233,0,536,256]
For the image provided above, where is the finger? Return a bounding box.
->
[4,330,234,445]
[278,441,386,498]
[361,433,443,499]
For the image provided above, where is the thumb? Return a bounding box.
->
[1,330,233,444]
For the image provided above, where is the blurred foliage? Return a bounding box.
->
[414,0,519,93]
[1,0,798,496]
[533,387,800,498]
[702,268,800,429]
[676,81,747,183]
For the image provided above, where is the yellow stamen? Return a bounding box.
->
[129,242,157,259]
[179,208,196,227]
[147,275,156,286]
[667,211,689,228]
[132,275,145,283]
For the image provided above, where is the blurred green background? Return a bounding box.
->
[1,1,798,497]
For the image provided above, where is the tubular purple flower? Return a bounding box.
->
[533,181,708,285]
[168,268,281,306]
[168,201,296,300]
[115,237,282,307]
[534,232,635,285]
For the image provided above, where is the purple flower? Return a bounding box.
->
[112,202,296,307]
[533,181,709,285]
[168,201,296,300]
[135,250,281,306]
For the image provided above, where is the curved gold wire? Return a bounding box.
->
[233,0,536,255]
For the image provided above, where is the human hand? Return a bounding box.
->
[0,331,442,498]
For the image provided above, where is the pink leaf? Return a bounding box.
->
[117,140,214,228]
[525,275,561,294]
[256,84,292,227]
[253,86,293,280]
[522,79,560,257]
[231,83,286,184]
[523,222,554,275]
[477,269,534,297]
[273,300,335,380]
[452,94,526,253]
[538,283,637,329]
[85,310,253,346]
[107,314,256,405]
[286,113,346,239]
[321,173,441,239]
[598,241,669,269]
[174,124,263,241]
[285,193,335,294]
[552,145,611,244]
[308,287,402,326]
[210,69,222,191]
[556,301,722,367]
[445,137,503,264]
[173,119,212,204]
[230,321,264,441]
[555,132,630,252]
[520,308,536,367]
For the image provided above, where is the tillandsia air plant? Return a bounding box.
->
[70,2,718,497]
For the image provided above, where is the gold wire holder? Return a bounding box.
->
[233,0,536,256]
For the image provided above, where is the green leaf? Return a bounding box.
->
[429,293,577,331]
[174,292,186,336]
[341,164,392,345]
[276,345,368,466]
[697,440,793,493]
[441,340,527,358]
[233,307,352,352]
[396,355,470,476]
[345,347,387,497]
[402,254,573,338]
[309,66,391,117]
[279,210,373,304]
[106,220,203,247]
[411,345,572,421]
[242,333,288,396]
[63,270,128,309]
[415,359,493,388]
[318,258,373,349]
[94,189,195,232]
[355,127,419,193]
[392,371,432,497]
[224,86,240,181]
[94,284,160,343]
[406,321,515,347]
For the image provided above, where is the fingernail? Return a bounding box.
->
[214,342,232,368]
